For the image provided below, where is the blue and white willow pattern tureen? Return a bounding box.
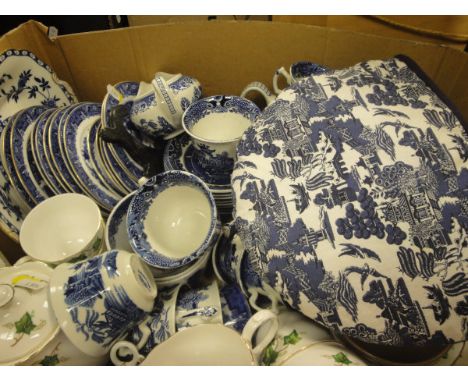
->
[232,56,468,347]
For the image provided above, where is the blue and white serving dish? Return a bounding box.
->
[127,171,220,270]
[233,56,468,347]
[0,49,76,129]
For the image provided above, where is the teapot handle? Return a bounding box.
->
[273,67,292,95]
[240,81,276,108]
[241,309,278,363]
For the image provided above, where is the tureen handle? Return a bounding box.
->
[273,66,292,95]
[240,81,277,108]
[241,309,278,363]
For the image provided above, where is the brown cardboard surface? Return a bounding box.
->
[0,19,467,261]
[273,16,468,50]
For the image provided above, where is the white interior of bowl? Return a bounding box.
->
[191,112,252,142]
[144,185,211,260]
[142,324,254,365]
[20,194,101,263]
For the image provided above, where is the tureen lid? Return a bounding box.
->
[0,261,59,365]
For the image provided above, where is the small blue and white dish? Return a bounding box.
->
[175,280,222,331]
[127,171,220,270]
[105,191,135,252]
[219,283,252,333]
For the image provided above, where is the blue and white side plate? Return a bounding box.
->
[9,106,55,205]
[233,56,468,347]
[61,102,120,211]
[0,49,76,129]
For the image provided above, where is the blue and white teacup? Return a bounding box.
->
[273,61,329,94]
[49,250,157,357]
[124,72,201,140]
[127,171,220,271]
[182,95,260,182]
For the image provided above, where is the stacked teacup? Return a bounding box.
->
[164,95,261,216]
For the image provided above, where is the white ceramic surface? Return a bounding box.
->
[141,309,278,366]
[105,191,135,252]
[0,261,59,365]
[280,340,367,366]
[20,193,104,264]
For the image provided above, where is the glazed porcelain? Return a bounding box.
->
[175,280,223,331]
[273,61,328,94]
[20,193,104,264]
[155,248,212,288]
[182,95,260,179]
[241,81,277,108]
[125,72,202,139]
[127,171,220,270]
[141,309,278,365]
[280,340,367,366]
[49,250,157,357]
[23,329,109,366]
[233,56,468,347]
[0,49,76,128]
[105,191,135,252]
[0,251,10,268]
[110,285,180,365]
[219,283,252,332]
[0,261,60,365]
[60,102,121,211]
[258,307,332,365]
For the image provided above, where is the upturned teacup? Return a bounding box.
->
[273,61,329,94]
[20,193,104,265]
[182,95,260,181]
[49,250,157,357]
[126,72,202,139]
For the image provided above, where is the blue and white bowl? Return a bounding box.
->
[127,171,220,270]
[182,95,260,178]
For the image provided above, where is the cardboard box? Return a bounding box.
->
[0,19,467,262]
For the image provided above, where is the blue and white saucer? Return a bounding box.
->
[164,134,231,192]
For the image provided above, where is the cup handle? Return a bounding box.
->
[241,309,278,362]
[110,341,145,366]
[240,81,277,108]
[248,283,282,315]
[273,67,292,95]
